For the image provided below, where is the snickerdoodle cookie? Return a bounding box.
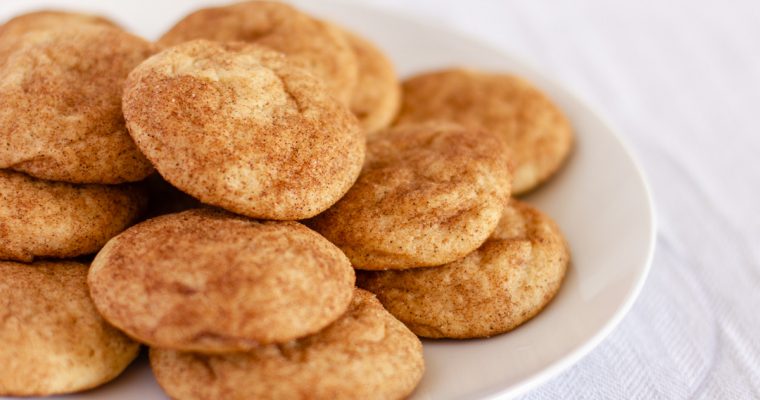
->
[0,170,147,262]
[0,10,116,41]
[88,209,356,353]
[150,289,424,400]
[158,1,358,104]
[123,40,364,220]
[0,260,139,396]
[309,122,512,270]
[343,30,400,133]
[358,200,569,338]
[396,69,573,194]
[0,25,155,183]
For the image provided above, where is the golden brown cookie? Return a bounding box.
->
[0,170,147,262]
[309,122,512,270]
[150,289,424,400]
[396,69,573,194]
[0,24,155,184]
[0,10,117,40]
[358,200,569,338]
[0,260,139,396]
[88,209,356,353]
[123,40,364,220]
[158,1,358,104]
[343,30,400,133]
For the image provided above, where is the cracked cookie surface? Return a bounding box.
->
[358,200,569,338]
[0,24,155,183]
[158,1,358,104]
[123,40,364,220]
[309,122,512,270]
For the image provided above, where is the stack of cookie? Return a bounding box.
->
[103,3,425,397]
[88,210,424,400]
[1,1,573,399]
[0,11,155,396]
[322,70,574,340]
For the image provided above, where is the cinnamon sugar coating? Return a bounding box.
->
[123,40,364,220]
[150,289,424,400]
[358,200,569,338]
[342,29,400,133]
[158,1,358,104]
[0,260,139,396]
[309,122,512,270]
[0,24,155,183]
[0,170,147,262]
[396,69,573,194]
[88,209,356,353]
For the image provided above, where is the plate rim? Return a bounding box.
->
[293,2,658,397]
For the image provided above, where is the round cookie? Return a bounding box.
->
[88,209,356,353]
[0,10,117,61]
[396,69,573,194]
[150,289,424,400]
[358,200,569,338]
[0,24,155,184]
[0,260,140,396]
[0,170,148,262]
[309,122,512,270]
[158,1,358,104]
[123,40,364,220]
[343,30,400,133]
[0,10,117,40]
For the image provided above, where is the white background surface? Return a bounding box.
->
[357,1,760,399]
[1,0,758,398]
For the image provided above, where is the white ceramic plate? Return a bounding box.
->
[0,1,656,399]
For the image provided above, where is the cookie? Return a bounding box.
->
[150,289,424,400]
[0,10,117,61]
[123,40,364,220]
[0,170,147,262]
[343,30,400,133]
[0,24,155,184]
[88,209,356,353]
[0,260,139,396]
[0,10,116,41]
[309,122,512,270]
[358,200,569,338]
[158,1,358,104]
[396,69,573,194]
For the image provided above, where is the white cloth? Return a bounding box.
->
[355,0,760,398]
